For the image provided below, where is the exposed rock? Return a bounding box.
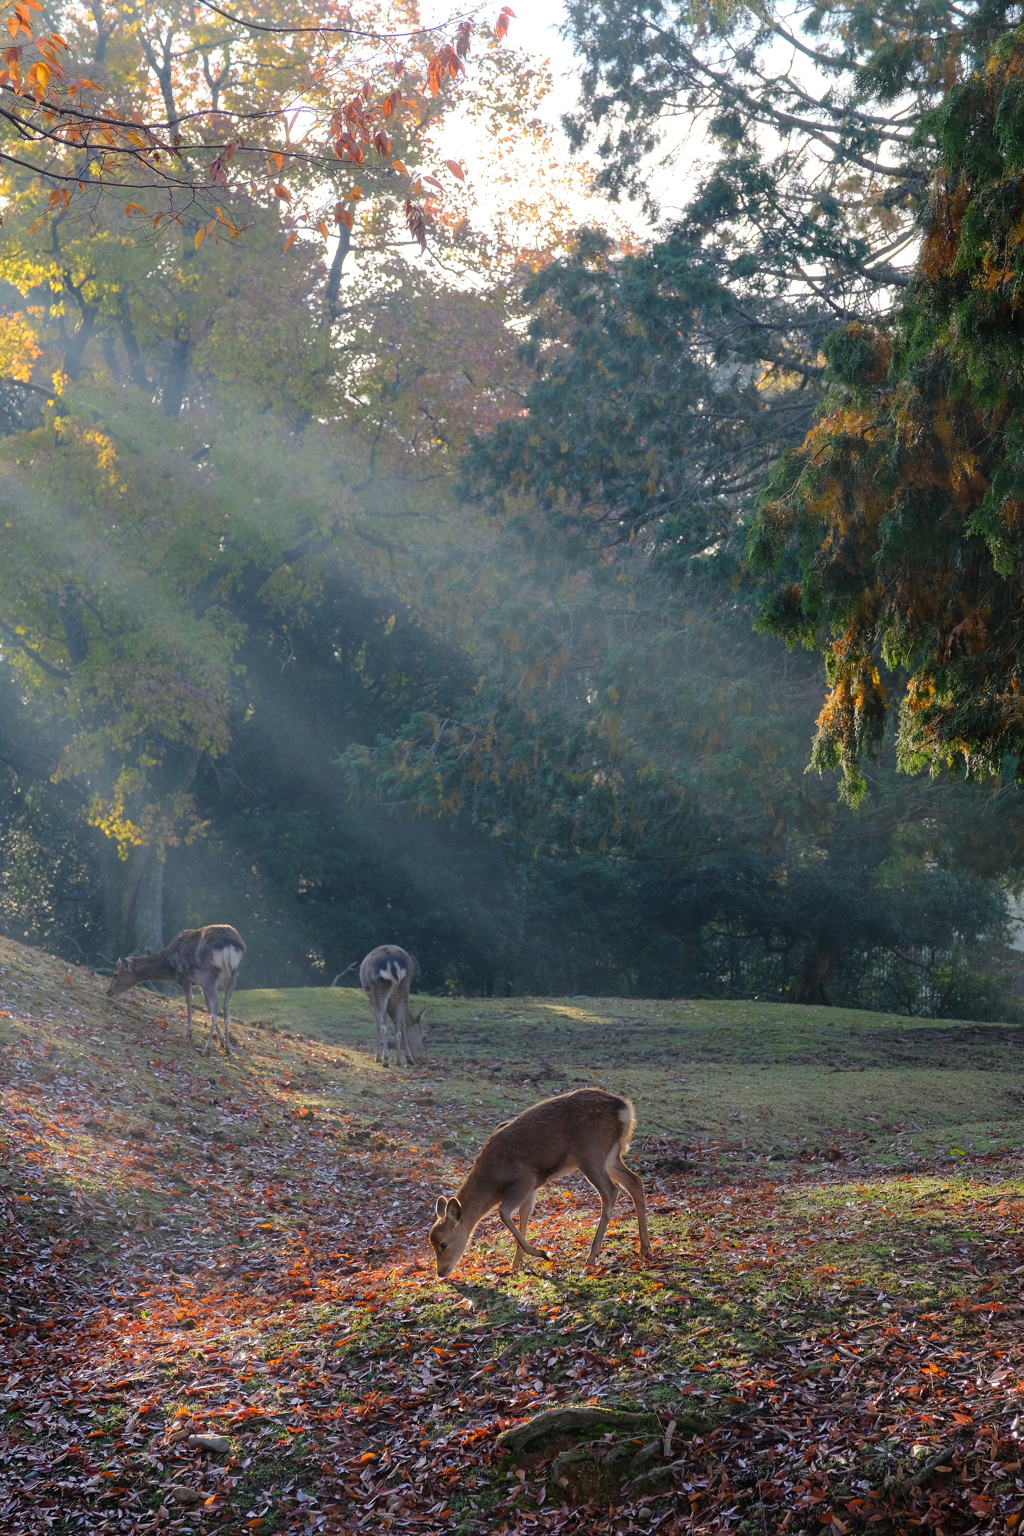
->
[495,1406,661,1467]
[167,1485,203,1506]
[187,1433,231,1455]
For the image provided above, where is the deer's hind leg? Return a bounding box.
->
[607,1145,651,1258]
[372,995,391,1067]
[388,996,406,1068]
[181,981,194,1045]
[201,979,224,1057]
[222,968,239,1055]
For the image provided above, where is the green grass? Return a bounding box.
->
[235,986,1024,1163]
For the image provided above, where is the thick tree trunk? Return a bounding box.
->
[131,847,164,954]
[63,304,97,381]
[99,839,165,960]
[118,299,151,389]
[792,944,837,1005]
[162,326,191,416]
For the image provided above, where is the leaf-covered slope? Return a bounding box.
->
[4,939,1024,1534]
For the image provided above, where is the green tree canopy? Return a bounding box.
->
[562,0,1018,313]
[460,226,824,564]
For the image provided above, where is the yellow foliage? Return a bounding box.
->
[0,310,41,381]
[52,416,125,491]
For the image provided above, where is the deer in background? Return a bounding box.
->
[359,944,426,1068]
[429,1087,651,1277]
[107,925,246,1057]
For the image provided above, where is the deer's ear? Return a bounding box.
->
[435,1196,448,1218]
[446,1198,462,1221]
[414,1008,426,1024]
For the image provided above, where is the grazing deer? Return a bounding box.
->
[429,1087,651,1277]
[107,925,246,1056]
[358,944,426,1068]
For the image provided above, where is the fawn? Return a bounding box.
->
[359,944,426,1067]
[429,1087,651,1277]
[107,925,245,1056]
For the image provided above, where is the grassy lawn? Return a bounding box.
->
[1,941,1023,1535]
[236,985,1024,1164]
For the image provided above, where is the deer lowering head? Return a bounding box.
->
[429,1088,651,1278]
[107,925,245,1056]
[358,944,427,1068]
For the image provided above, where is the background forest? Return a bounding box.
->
[3,0,1024,1017]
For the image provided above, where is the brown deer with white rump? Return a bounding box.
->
[359,944,426,1068]
[107,925,245,1056]
[429,1088,651,1277]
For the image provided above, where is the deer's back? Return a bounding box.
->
[169,925,245,979]
[478,1088,632,1183]
[359,945,413,993]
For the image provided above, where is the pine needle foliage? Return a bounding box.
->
[749,25,1024,802]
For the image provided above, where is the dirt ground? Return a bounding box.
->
[2,940,1024,1535]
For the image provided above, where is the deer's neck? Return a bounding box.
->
[455,1166,503,1226]
[131,948,177,983]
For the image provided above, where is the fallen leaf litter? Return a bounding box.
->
[2,937,1024,1533]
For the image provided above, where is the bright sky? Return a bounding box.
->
[494,0,581,122]
[420,0,583,126]
[450,0,701,222]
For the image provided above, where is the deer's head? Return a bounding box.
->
[106,957,141,998]
[405,1006,427,1063]
[429,1195,471,1278]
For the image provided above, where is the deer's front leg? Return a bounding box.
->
[182,982,194,1044]
[499,1191,550,1263]
[510,1190,539,1273]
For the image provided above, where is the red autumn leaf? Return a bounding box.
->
[445,159,465,180]
[405,200,427,252]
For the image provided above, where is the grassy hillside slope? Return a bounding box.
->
[1,941,1023,1535]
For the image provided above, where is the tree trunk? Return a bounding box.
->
[98,838,165,960]
[131,846,164,954]
[118,298,151,389]
[792,944,837,1005]
[162,325,191,416]
[324,221,351,325]
[63,303,97,381]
